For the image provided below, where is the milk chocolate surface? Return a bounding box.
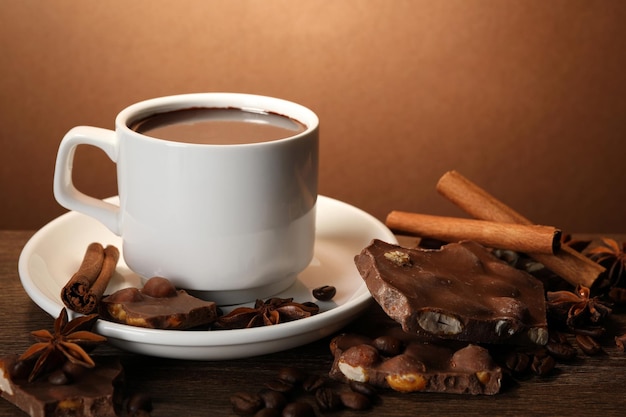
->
[100,277,218,329]
[355,240,548,345]
[329,331,503,395]
[0,355,123,417]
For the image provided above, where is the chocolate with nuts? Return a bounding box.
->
[100,276,217,329]
[0,355,124,417]
[0,308,125,417]
[329,331,503,395]
[355,239,549,346]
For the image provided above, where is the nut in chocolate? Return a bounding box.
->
[354,239,549,346]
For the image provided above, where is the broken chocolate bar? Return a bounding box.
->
[355,240,548,345]
[100,276,217,329]
[329,331,503,395]
[0,355,123,417]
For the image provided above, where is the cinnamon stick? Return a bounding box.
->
[386,211,561,255]
[435,170,605,288]
[61,242,120,314]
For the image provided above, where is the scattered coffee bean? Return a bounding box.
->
[576,334,602,355]
[312,285,336,301]
[302,374,326,392]
[546,335,577,361]
[282,401,315,417]
[339,390,372,410]
[230,366,381,416]
[259,389,287,410]
[531,350,556,376]
[348,380,377,397]
[314,387,342,412]
[230,392,264,415]
[127,392,153,413]
[264,378,294,393]
[503,351,531,374]
[277,367,307,385]
[615,333,626,351]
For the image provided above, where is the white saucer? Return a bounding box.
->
[18,196,397,360]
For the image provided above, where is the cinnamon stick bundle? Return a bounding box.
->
[435,170,605,288]
[386,211,561,255]
[61,242,120,314]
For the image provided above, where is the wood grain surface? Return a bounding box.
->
[1,231,626,416]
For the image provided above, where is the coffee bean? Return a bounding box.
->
[503,351,531,374]
[230,392,264,415]
[531,350,556,376]
[277,367,307,385]
[282,401,315,417]
[546,338,577,361]
[339,391,372,410]
[312,285,336,301]
[127,392,153,413]
[301,374,326,392]
[259,389,287,410]
[314,387,342,412]
[576,334,602,356]
[348,380,377,397]
[264,378,294,393]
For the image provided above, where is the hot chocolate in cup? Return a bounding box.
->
[54,93,319,305]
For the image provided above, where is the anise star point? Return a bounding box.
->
[18,307,106,382]
[586,237,626,287]
[214,297,320,330]
[546,284,612,333]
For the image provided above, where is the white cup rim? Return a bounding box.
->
[115,92,319,147]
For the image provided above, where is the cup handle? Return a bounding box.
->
[53,126,121,235]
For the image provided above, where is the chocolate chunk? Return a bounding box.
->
[100,276,217,329]
[355,240,548,345]
[0,355,123,417]
[329,332,503,395]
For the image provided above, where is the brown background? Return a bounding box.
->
[1,0,625,233]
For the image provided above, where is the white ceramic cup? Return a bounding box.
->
[53,93,319,305]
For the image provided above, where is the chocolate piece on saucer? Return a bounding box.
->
[329,332,503,395]
[0,355,123,417]
[354,240,548,346]
[100,276,217,329]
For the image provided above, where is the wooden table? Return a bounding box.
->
[2,230,626,416]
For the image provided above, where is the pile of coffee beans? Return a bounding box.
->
[230,366,376,416]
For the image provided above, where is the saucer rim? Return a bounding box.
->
[18,195,397,358]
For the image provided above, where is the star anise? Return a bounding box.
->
[214,297,320,330]
[561,233,592,253]
[546,285,612,332]
[586,237,626,287]
[18,308,106,382]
